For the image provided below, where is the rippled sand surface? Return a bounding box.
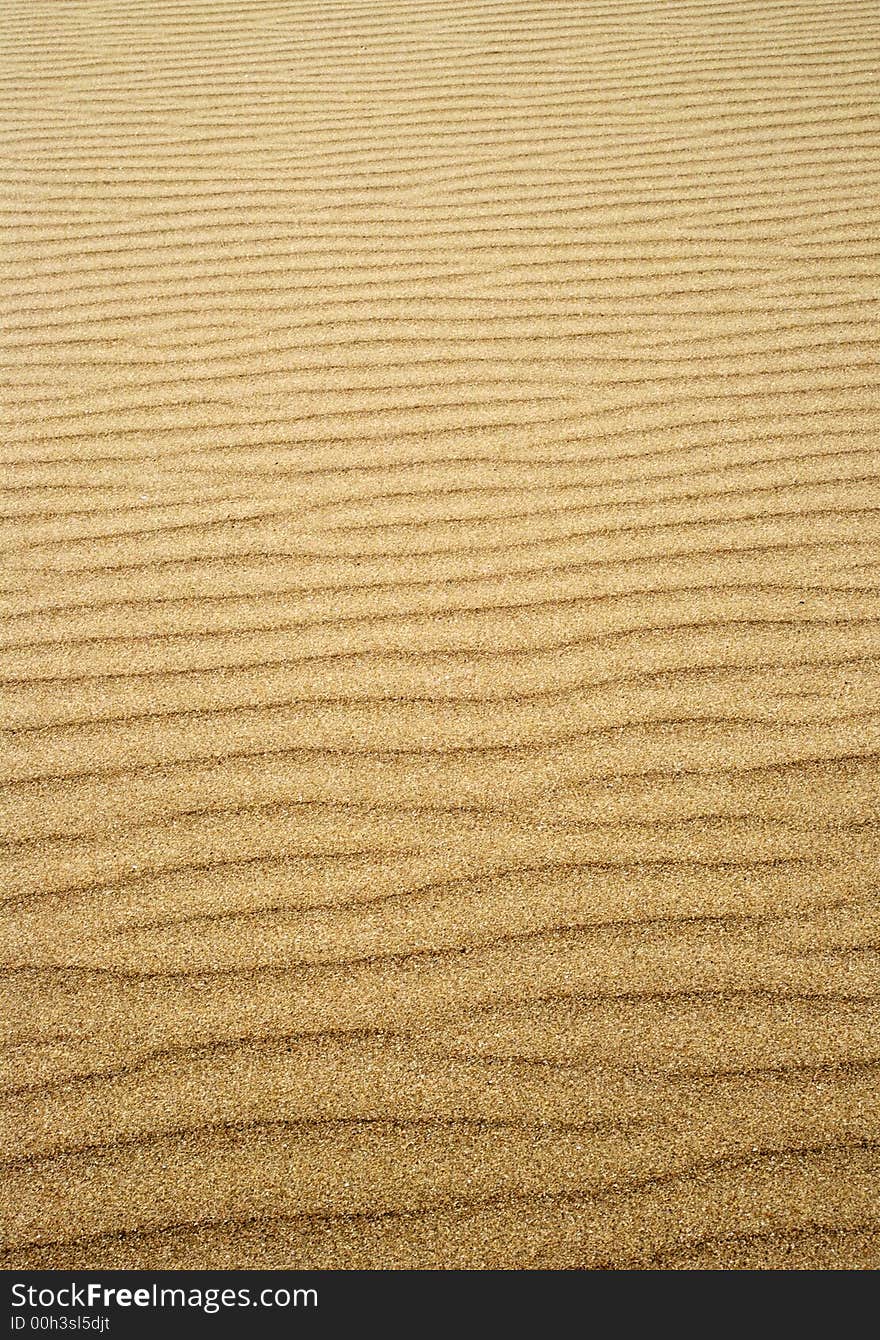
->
[1,0,879,1269]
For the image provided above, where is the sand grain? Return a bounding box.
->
[1,0,879,1269]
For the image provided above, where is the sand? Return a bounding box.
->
[1,0,878,1270]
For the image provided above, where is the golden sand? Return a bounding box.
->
[1,0,879,1269]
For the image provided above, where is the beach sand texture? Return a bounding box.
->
[1,0,879,1269]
